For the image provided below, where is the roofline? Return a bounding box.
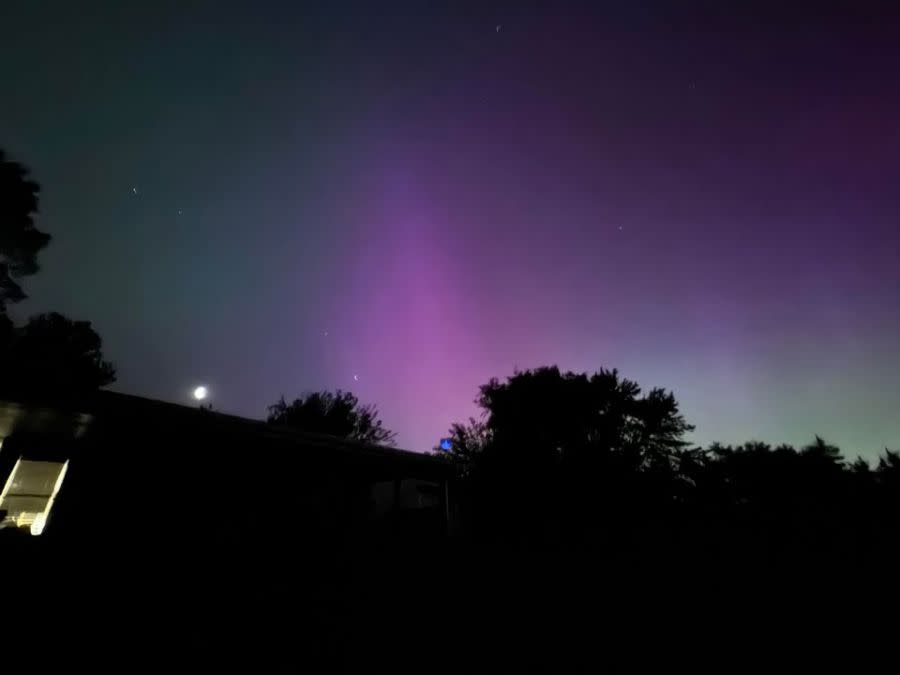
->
[0,389,446,471]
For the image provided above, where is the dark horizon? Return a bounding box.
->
[2,2,899,456]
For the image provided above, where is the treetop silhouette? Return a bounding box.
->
[267,389,397,446]
[0,150,51,312]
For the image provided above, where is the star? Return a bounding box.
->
[132,187,138,195]
[177,209,183,216]
[353,374,359,382]
[496,24,502,33]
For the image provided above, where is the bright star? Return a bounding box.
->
[193,385,208,401]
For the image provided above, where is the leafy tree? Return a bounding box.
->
[0,312,116,396]
[0,150,51,312]
[437,364,900,562]
[849,457,871,474]
[876,449,900,496]
[267,390,396,446]
[468,366,694,476]
[433,417,491,479]
[876,449,900,475]
[0,152,115,399]
[800,435,844,466]
[439,366,695,543]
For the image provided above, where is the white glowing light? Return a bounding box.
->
[193,386,208,401]
[30,513,47,536]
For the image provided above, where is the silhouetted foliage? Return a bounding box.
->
[877,449,900,475]
[0,151,116,400]
[0,312,116,397]
[438,365,900,562]
[476,367,693,464]
[876,449,900,501]
[0,150,51,312]
[436,366,696,544]
[434,417,491,480]
[267,390,396,446]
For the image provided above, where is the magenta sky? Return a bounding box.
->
[2,2,899,457]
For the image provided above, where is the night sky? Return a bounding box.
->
[2,2,899,457]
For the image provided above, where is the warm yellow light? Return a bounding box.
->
[0,458,69,536]
[0,458,17,506]
[35,460,68,536]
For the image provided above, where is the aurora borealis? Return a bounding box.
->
[2,2,898,457]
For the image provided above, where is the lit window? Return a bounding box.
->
[0,459,69,536]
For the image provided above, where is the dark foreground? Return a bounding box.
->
[7,524,896,673]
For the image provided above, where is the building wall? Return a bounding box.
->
[0,399,451,551]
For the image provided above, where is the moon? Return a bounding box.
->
[193,385,208,401]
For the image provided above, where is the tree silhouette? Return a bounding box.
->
[0,312,116,397]
[439,366,696,545]
[465,366,693,474]
[0,152,116,400]
[267,390,396,446]
[0,150,51,312]
[876,449,900,512]
[876,449,900,477]
[435,364,900,564]
[435,417,491,480]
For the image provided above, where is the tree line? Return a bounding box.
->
[4,148,898,561]
[432,365,900,561]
